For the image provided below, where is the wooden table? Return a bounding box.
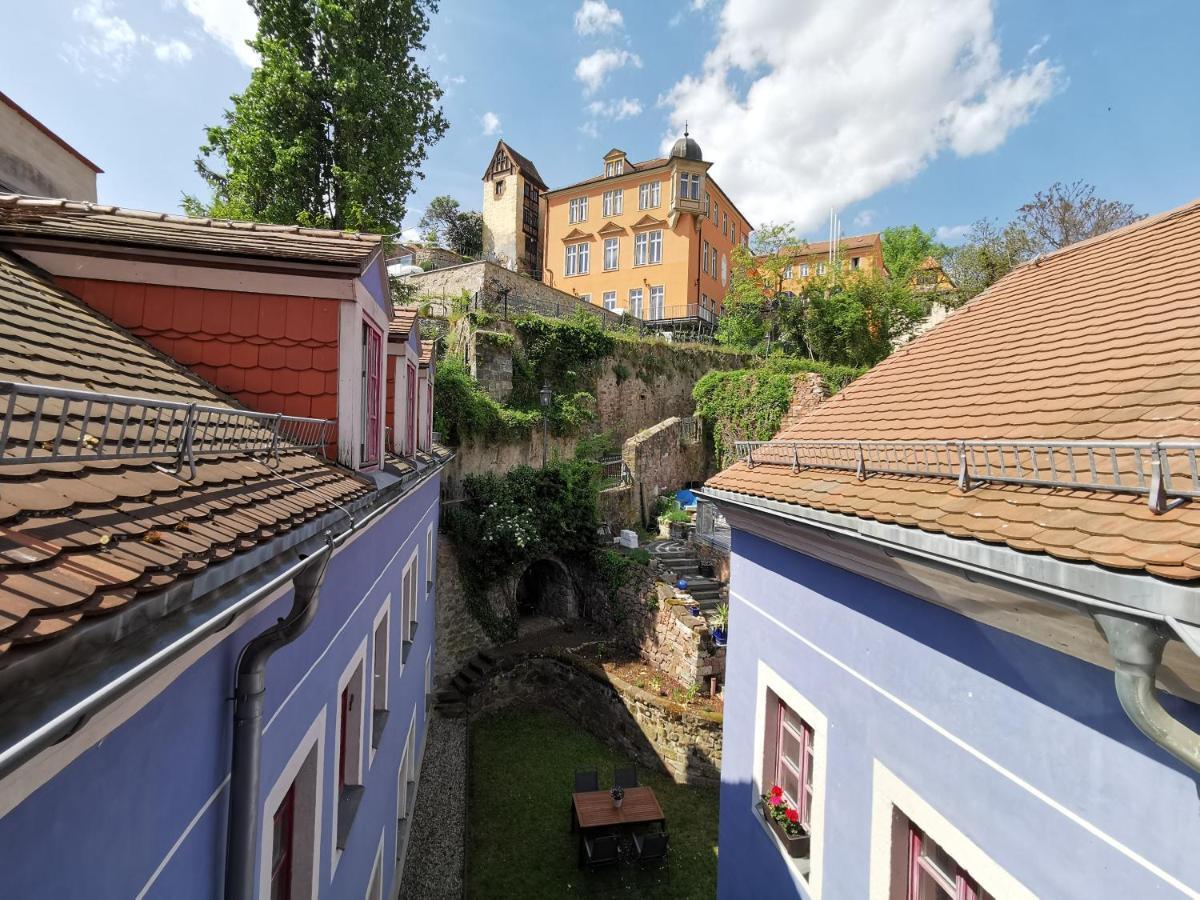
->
[572,787,665,867]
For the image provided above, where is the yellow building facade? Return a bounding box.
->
[769,232,888,295]
[542,135,751,332]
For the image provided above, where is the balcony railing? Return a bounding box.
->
[0,380,335,480]
[672,195,709,217]
[598,455,631,490]
[733,438,1200,515]
[644,303,718,324]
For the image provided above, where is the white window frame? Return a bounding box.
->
[603,237,619,271]
[751,659,828,897]
[867,762,1033,900]
[401,548,419,651]
[369,595,391,760]
[602,291,617,311]
[425,524,435,595]
[425,647,433,710]
[648,230,662,264]
[569,196,588,223]
[578,293,591,305]
[639,181,661,209]
[602,189,623,217]
[628,287,643,318]
[721,254,728,286]
[817,262,827,275]
[800,263,810,277]
[649,285,664,319]
[634,232,648,266]
[702,239,710,274]
[366,831,385,900]
[783,264,793,280]
[259,708,325,900]
[331,636,369,872]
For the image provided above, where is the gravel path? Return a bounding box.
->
[399,713,467,899]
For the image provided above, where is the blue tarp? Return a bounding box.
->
[676,488,697,509]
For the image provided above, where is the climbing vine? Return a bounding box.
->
[693,356,865,467]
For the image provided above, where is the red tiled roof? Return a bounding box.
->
[419,340,434,366]
[0,252,371,660]
[0,195,380,267]
[546,158,670,195]
[708,199,1200,581]
[781,233,881,258]
[391,307,417,341]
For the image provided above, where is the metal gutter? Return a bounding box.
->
[225,543,332,900]
[0,458,449,784]
[703,487,1200,776]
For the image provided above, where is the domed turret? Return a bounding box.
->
[670,126,703,162]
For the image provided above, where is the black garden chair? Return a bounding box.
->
[633,830,670,870]
[583,834,621,871]
[575,768,600,792]
[613,766,638,789]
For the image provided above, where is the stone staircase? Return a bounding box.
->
[646,539,725,612]
[433,648,499,718]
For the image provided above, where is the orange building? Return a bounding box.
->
[542,133,751,336]
[769,232,888,295]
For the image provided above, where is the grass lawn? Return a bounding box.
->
[467,707,719,899]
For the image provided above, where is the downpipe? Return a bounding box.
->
[224,541,332,900]
[1094,611,1200,775]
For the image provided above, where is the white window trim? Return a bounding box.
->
[867,761,1034,900]
[401,547,419,649]
[367,830,385,900]
[603,237,619,271]
[259,707,326,900]
[425,524,435,595]
[368,593,392,765]
[602,291,617,311]
[751,659,829,898]
[331,636,370,873]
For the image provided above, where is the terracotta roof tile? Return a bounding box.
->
[420,340,434,366]
[708,198,1200,581]
[0,252,372,662]
[391,306,417,340]
[0,195,380,267]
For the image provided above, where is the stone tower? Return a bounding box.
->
[481,140,547,279]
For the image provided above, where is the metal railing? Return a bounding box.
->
[598,455,631,490]
[0,380,336,480]
[734,438,1200,515]
[680,416,699,444]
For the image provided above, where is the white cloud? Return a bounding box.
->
[575,0,624,35]
[151,38,193,63]
[181,0,259,67]
[575,49,642,94]
[853,209,875,228]
[579,121,600,139]
[935,224,972,244]
[587,97,643,120]
[661,0,1063,229]
[481,111,502,136]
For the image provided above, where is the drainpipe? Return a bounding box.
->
[224,541,333,900]
[1093,611,1200,775]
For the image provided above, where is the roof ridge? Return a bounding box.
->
[0,194,383,244]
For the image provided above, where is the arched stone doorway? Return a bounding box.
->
[515,558,577,620]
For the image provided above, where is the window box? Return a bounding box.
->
[335,785,365,850]
[758,800,811,859]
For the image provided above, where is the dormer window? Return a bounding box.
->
[605,159,624,177]
[360,320,382,467]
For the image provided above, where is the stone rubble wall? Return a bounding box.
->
[467,327,514,402]
[635,582,726,690]
[694,539,731,583]
[624,417,706,525]
[472,652,723,787]
[777,372,829,433]
[434,536,497,679]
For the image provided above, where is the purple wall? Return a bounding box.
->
[0,476,440,899]
[718,528,1200,899]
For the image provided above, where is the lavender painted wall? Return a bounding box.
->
[718,528,1200,900]
[0,475,440,899]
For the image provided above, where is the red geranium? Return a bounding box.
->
[786,808,800,824]
[770,785,783,797]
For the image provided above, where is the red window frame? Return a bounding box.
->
[270,782,296,900]
[361,320,382,467]
[405,363,417,455]
[338,685,351,792]
[907,825,990,900]
[425,381,433,447]
[773,699,814,827]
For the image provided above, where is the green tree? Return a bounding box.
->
[941,218,1036,302]
[800,271,924,367]
[717,223,804,354]
[881,225,950,284]
[418,195,483,257]
[1016,180,1143,253]
[185,0,448,233]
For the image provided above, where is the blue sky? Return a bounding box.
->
[3,0,1197,244]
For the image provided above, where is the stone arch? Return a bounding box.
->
[514,557,577,620]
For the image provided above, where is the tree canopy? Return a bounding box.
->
[880,225,950,284]
[185,0,447,233]
[419,195,483,257]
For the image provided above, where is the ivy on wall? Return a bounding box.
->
[693,356,865,467]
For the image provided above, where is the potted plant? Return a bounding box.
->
[759,786,810,858]
[711,602,729,646]
[611,786,624,809]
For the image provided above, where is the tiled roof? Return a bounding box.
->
[419,340,434,366]
[499,141,548,191]
[708,199,1200,582]
[0,195,380,267]
[547,158,670,195]
[0,252,371,659]
[390,307,417,341]
[782,232,881,258]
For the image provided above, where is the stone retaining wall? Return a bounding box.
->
[472,652,723,786]
[624,417,706,525]
[638,584,726,689]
